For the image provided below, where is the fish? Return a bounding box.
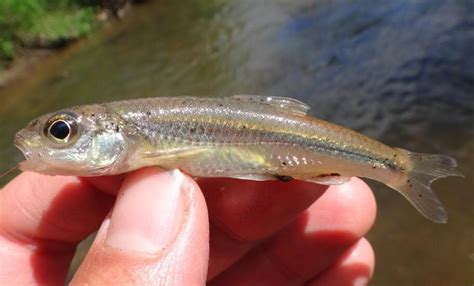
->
[9,95,463,223]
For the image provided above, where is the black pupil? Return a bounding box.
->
[50,121,70,140]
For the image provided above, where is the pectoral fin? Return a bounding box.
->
[226,174,276,181]
[303,174,351,185]
[139,147,209,162]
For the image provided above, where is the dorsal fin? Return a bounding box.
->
[232,94,310,115]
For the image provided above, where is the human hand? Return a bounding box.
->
[0,167,376,285]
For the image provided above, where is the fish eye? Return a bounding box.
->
[44,114,78,144]
[49,120,70,140]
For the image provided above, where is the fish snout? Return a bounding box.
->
[14,132,25,146]
[14,132,32,158]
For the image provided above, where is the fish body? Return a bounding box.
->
[13,95,462,223]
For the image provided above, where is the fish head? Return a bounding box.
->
[14,106,128,176]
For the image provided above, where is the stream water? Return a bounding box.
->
[1,0,473,284]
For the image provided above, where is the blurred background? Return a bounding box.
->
[0,0,473,285]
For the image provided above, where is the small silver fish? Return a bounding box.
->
[10,95,463,223]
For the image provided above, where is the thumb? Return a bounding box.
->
[71,168,209,285]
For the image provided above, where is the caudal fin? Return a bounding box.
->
[394,150,463,223]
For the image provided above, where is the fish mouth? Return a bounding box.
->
[14,133,33,162]
[13,133,33,171]
[14,135,43,172]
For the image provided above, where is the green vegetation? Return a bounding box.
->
[0,0,100,67]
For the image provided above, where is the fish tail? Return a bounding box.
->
[393,149,463,223]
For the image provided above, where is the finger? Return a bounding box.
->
[72,168,209,285]
[83,174,126,196]
[307,238,375,286]
[209,178,376,286]
[198,178,327,278]
[0,172,116,285]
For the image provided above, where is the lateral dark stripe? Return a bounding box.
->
[127,120,392,168]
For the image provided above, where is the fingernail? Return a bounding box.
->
[105,169,191,253]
